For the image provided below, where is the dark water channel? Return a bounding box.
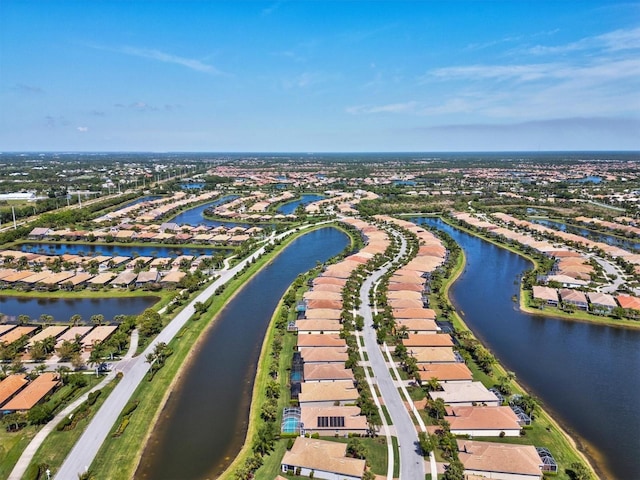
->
[18,242,230,258]
[276,194,325,215]
[0,295,158,323]
[135,227,349,480]
[416,217,640,480]
[169,195,247,227]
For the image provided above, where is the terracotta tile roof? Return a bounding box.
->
[28,326,68,347]
[297,334,346,349]
[299,380,358,404]
[0,326,38,345]
[304,364,355,382]
[295,319,342,332]
[403,334,453,347]
[305,299,343,310]
[0,374,28,407]
[419,363,473,382]
[300,347,348,364]
[446,406,521,432]
[2,372,60,411]
[430,382,500,406]
[393,308,436,319]
[458,440,543,477]
[304,309,342,320]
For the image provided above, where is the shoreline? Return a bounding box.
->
[129,224,340,478]
[439,224,605,480]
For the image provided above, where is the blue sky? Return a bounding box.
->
[1,1,639,152]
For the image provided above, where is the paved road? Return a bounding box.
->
[591,255,626,293]
[8,331,139,480]
[52,226,308,479]
[358,229,426,480]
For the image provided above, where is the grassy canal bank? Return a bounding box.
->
[86,223,349,480]
[431,215,601,480]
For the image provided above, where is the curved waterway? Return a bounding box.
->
[169,195,247,227]
[135,227,349,480]
[416,217,640,480]
[0,295,157,322]
[531,218,640,252]
[277,194,325,215]
[18,242,230,258]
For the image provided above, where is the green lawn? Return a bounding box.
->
[0,374,104,478]
[24,376,119,477]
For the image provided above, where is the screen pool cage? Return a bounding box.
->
[281,407,301,434]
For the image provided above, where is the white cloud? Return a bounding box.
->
[113,46,223,75]
[77,126,89,132]
[526,26,640,55]
[346,101,418,115]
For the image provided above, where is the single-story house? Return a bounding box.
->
[281,437,366,480]
[445,406,522,437]
[429,382,500,407]
[587,292,618,313]
[298,380,358,407]
[559,289,589,310]
[300,405,368,437]
[532,286,559,306]
[2,373,60,412]
[300,347,349,365]
[457,440,543,480]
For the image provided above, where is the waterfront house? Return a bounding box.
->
[298,380,358,407]
[403,334,453,347]
[27,326,68,348]
[587,292,618,313]
[136,270,160,287]
[297,334,346,350]
[87,272,116,287]
[0,326,38,345]
[303,363,355,383]
[299,405,368,437]
[409,346,457,364]
[546,274,588,288]
[457,440,544,480]
[532,286,559,306]
[303,309,342,320]
[430,382,500,406]
[295,319,342,334]
[616,294,640,313]
[281,437,366,480]
[395,318,440,334]
[445,406,522,437]
[393,308,437,319]
[559,289,589,310]
[55,326,93,347]
[28,227,53,239]
[419,363,473,383]
[299,347,348,364]
[80,326,118,351]
[111,270,137,288]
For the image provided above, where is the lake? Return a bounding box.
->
[416,217,640,480]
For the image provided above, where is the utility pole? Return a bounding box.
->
[12,206,17,229]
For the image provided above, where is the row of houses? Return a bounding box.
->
[490,212,640,274]
[280,218,392,480]
[0,265,187,290]
[0,323,117,352]
[93,190,218,223]
[28,222,263,245]
[382,217,554,480]
[532,285,640,313]
[0,372,61,413]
